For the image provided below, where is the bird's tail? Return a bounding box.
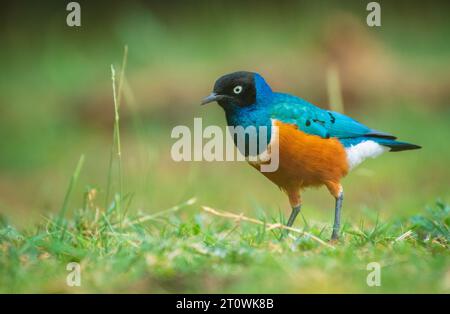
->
[372,138,422,152]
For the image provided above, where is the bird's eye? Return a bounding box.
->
[233,85,243,94]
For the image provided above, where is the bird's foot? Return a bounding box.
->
[329,229,341,243]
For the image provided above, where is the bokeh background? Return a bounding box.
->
[0,0,449,287]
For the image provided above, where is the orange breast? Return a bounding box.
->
[252,120,349,193]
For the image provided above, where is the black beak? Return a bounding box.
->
[200,93,222,105]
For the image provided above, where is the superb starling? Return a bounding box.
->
[201,71,420,240]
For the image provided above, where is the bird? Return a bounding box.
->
[201,71,421,240]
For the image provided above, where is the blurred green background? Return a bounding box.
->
[0,1,449,233]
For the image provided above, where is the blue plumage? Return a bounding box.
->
[232,73,420,151]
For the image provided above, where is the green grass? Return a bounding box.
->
[0,194,448,293]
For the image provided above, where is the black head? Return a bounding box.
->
[201,71,256,108]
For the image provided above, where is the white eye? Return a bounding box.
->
[233,85,243,94]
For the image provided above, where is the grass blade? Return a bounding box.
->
[105,45,128,209]
[57,154,85,238]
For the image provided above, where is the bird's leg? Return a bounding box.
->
[326,182,344,241]
[287,205,301,227]
[286,191,301,227]
[331,189,344,240]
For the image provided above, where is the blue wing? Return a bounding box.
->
[269,93,396,141]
